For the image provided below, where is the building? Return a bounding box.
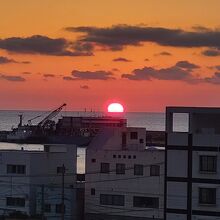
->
[0,144,77,219]
[85,127,164,220]
[36,185,76,219]
[165,107,220,220]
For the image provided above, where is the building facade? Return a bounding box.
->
[165,107,220,220]
[0,144,77,219]
[85,127,164,220]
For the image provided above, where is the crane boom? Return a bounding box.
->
[28,115,42,125]
[38,103,66,128]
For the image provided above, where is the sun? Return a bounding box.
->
[107,103,124,113]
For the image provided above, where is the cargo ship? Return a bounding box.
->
[3,104,127,146]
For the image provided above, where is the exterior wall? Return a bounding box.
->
[85,148,164,220]
[36,186,76,220]
[0,144,77,218]
[89,127,146,151]
[165,107,220,220]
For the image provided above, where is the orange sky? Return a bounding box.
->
[1,0,220,111]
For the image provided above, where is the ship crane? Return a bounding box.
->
[28,115,42,125]
[37,103,66,129]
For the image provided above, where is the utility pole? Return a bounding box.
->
[41,184,45,220]
[61,164,65,220]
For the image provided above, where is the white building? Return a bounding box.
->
[165,107,220,220]
[85,127,164,220]
[0,144,77,219]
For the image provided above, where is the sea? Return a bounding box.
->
[0,110,188,173]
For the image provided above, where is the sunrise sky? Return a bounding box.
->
[1,0,220,112]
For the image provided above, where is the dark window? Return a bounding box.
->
[200,156,217,172]
[56,204,65,213]
[100,163,110,173]
[100,194,124,206]
[91,158,96,163]
[57,166,64,174]
[6,197,25,207]
[134,164,143,176]
[118,155,121,158]
[150,165,160,176]
[133,155,136,159]
[113,155,116,158]
[7,165,26,174]
[123,155,126,159]
[91,188,95,195]
[133,196,159,208]
[128,155,131,159]
[116,163,125,174]
[139,139,144,144]
[130,132,138,139]
[122,132,127,149]
[44,204,51,213]
[199,188,216,205]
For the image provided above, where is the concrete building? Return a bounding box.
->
[165,107,220,220]
[0,144,77,219]
[85,127,164,220]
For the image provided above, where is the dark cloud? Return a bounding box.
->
[66,24,220,51]
[0,56,17,64]
[80,85,89,89]
[0,74,26,82]
[121,66,194,82]
[204,72,220,84]
[112,68,119,72]
[113,57,132,62]
[202,49,220,56]
[71,70,115,80]
[43,74,55,78]
[155,51,172,56]
[21,61,31,64]
[175,60,200,70]
[63,76,75,81]
[22,72,32,75]
[215,66,220,70]
[191,26,212,32]
[72,42,94,54]
[0,35,93,56]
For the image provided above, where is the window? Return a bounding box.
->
[6,197,25,207]
[100,163,110,173]
[133,196,159,208]
[130,132,138,139]
[100,194,124,206]
[57,166,64,174]
[133,155,136,159]
[44,204,51,213]
[150,165,160,176]
[7,165,26,174]
[91,158,96,163]
[128,155,131,159]
[56,204,65,213]
[118,155,121,158]
[123,155,126,159]
[200,156,217,172]
[116,163,125,174]
[91,188,95,195]
[134,164,143,176]
[199,188,216,205]
[113,155,116,158]
[139,139,144,144]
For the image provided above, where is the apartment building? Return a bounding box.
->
[165,107,220,220]
[85,127,164,220]
[0,144,77,219]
